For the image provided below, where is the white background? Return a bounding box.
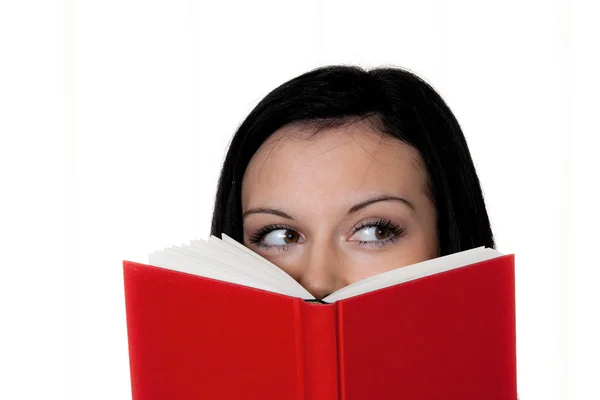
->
[1,1,598,399]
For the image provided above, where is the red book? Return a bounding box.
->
[123,235,516,399]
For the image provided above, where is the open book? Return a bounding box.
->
[123,235,517,400]
[146,233,504,303]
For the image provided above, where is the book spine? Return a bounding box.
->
[295,299,339,400]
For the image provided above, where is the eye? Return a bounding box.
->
[262,228,301,246]
[349,219,405,247]
[248,224,303,251]
[351,225,392,241]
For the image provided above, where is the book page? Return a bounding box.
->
[148,234,315,300]
[147,235,503,303]
[321,247,503,303]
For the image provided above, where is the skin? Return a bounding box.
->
[241,120,439,300]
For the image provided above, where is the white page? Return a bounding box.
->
[148,235,314,299]
[147,235,503,303]
[186,239,294,295]
[217,234,314,299]
[147,248,290,296]
[322,247,503,303]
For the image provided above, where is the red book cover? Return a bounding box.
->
[123,254,516,399]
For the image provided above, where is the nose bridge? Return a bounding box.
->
[298,236,343,300]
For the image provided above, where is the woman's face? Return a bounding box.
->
[241,121,438,299]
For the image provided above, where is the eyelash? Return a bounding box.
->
[248,219,406,250]
[248,224,296,252]
[351,219,406,248]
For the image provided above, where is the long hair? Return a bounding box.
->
[210,65,494,256]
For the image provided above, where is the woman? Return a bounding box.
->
[210,65,494,300]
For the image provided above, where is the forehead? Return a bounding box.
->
[241,121,429,209]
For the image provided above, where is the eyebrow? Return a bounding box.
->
[242,208,295,220]
[346,195,414,214]
[242,195,413,220]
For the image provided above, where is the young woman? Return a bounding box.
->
[210,65,494,300]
